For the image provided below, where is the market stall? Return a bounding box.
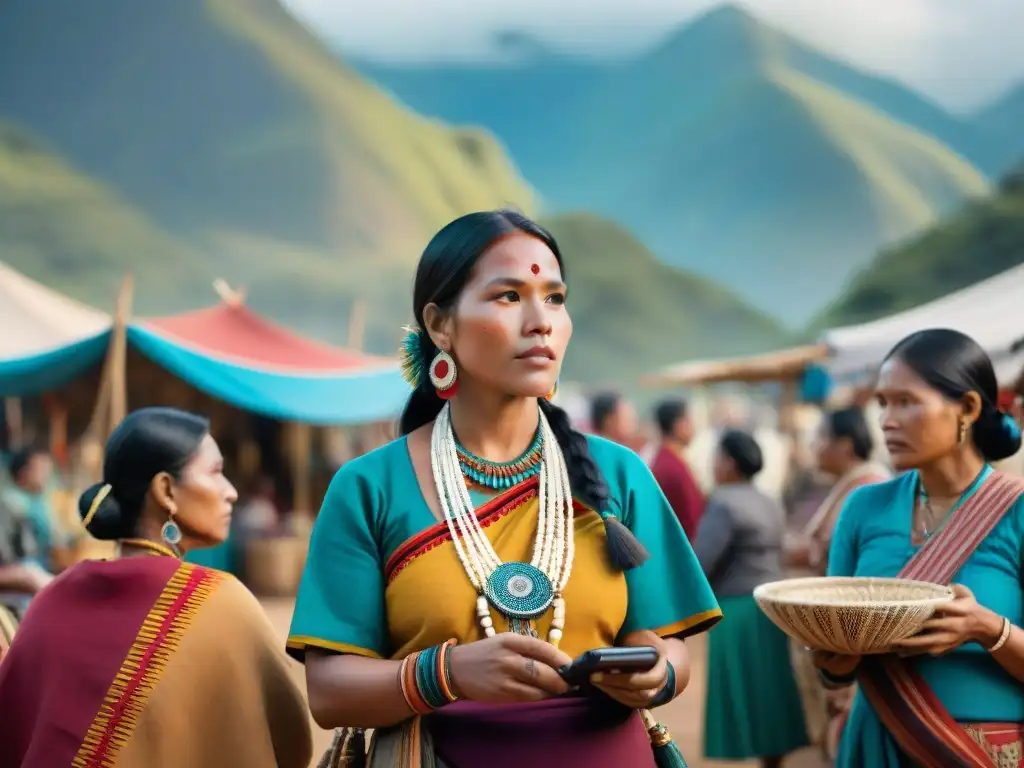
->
[824,263,1024,387]
[0,267,411,591]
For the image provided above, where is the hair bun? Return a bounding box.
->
[77,483,129,541]
[972,410,1023,463]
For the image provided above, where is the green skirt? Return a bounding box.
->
[704,593,810,760]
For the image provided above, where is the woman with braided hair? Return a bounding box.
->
[288,210,721,767]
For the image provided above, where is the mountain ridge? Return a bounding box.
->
[816,168,1024,328]
[354,4,997,323]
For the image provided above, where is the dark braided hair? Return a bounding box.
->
[398,210,646,569]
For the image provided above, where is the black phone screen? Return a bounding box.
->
[558,646,659,686]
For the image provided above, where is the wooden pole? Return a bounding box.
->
[286,422,312,515]
[347,300,366,351]
[106,275,134,436]
[3,398,22,448]
[82,274,134,481]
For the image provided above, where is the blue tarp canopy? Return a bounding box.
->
[0,304,411,425]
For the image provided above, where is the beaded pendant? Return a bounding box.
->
[484,562,554,619]
[456,429,542,490]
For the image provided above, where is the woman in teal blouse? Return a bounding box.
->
[817,329,1024,767]
[288,210,721,767]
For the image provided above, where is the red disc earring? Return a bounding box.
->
[430,350,459,399]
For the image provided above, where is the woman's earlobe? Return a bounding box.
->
[149,472,176,511]
[422,304,452,352]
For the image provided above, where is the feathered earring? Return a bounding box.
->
[398,325,426,388]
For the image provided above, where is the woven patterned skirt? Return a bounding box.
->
[704,594,810,760]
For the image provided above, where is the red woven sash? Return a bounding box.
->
[857,471,1024,768]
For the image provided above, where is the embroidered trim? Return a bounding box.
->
[385,487,537,584]
[651,608,724,639]
[965,723,1023,768]
[285,635,383,659]
[72,563,225,767]
[384,477,590,585]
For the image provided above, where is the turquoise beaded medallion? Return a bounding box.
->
[456,429,542,490]
[484,562,554,619]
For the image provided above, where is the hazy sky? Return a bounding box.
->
[284,0,1024,112]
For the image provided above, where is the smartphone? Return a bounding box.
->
[558,646,659,687]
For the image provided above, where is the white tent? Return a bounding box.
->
[0,261,110,360]
[824,263,1024,384]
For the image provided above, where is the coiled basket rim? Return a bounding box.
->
[753,576,955,608]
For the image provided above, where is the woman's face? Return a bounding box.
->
[438,232,571,399]
[875,357,975,471]
[173,434,238,546]
[712,449,735,485]
[814,423,845,476]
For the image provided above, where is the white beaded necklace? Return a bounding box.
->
[431,402,575,646]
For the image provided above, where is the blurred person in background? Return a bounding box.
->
[785,406,890,761]
[589,391,640,449]
[0,446,57,572]
[0,407,311,767]
[234,474,280,536]
[789,407,891,575]
[695,429,809,768]
[0,488,51,618]
[993,369,1024,476]
[816,330,1024,767]
[649,398,705,540]
[0,486,51,647]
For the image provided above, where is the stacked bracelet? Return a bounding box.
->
[649,661,676,708]
[399,639,460,715]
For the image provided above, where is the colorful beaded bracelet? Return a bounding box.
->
[399,639,460,715]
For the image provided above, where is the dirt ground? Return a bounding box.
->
[261,599,826,768]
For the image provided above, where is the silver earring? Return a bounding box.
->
[161,516,183,545]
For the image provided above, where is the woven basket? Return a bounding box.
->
[753,576,953,655]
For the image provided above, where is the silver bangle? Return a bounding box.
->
[988,618,1012,653]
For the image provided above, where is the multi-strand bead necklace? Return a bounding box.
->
[456,428,542,491]
[432,402,573,646]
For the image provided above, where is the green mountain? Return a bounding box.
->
[972,83,1024,174]
[541,213,789,384]
[0,120,785,380]
[0,0,532,267]
[0,123,211,313]
[0,0,537,350]
[817,168,1024,327]
[357,5,992,324]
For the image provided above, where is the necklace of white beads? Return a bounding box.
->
[430,402,574,646]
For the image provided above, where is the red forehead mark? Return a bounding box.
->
[530,263,540,274]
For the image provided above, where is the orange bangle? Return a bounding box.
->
[400,651,433,715]
[435,639,460,702]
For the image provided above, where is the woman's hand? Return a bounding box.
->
[590,633,671,709]
[892,584,1003,657]
[811,650,861,678]
[448,633,573,704]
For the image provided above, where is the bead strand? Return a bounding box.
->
[430,402,575,646]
